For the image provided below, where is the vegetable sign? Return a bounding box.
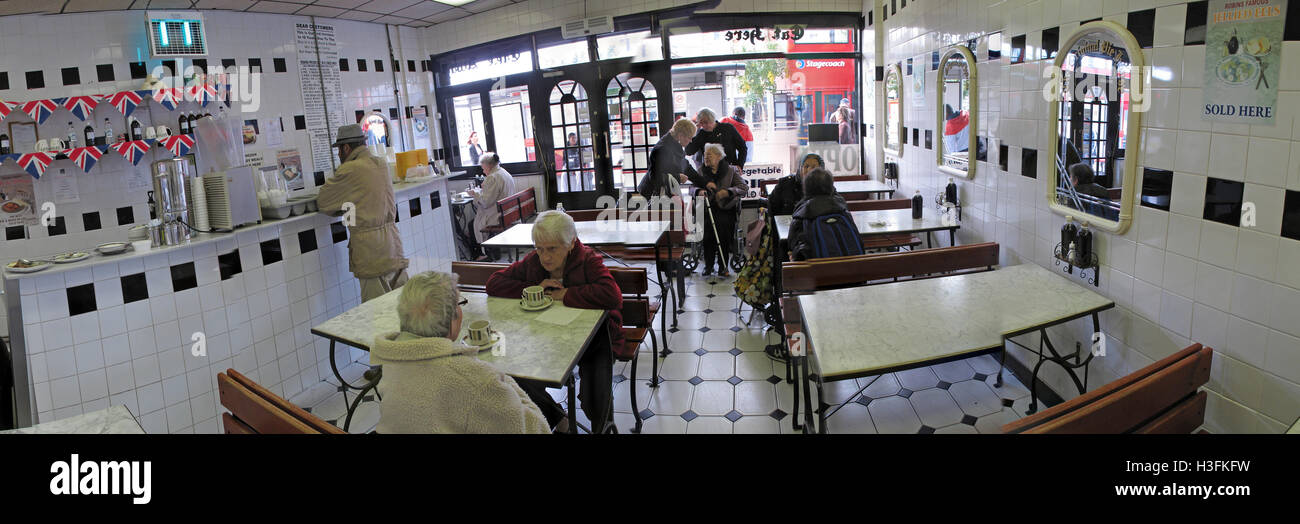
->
[1202,0,1287,124]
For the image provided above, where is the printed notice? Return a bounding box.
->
[51,168,80,204]
[296,22,345,178]
[1202,0,1287,124]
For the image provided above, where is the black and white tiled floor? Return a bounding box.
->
[290,266,1037,434]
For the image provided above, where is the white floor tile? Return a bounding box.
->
[867,396,923,434]
[908,388,966,427]
[825,402,878,434]
[732,416,782,434]
[697,353,735,380]
[734,381,777,415]
[646,380,694,415]
[686,416,733,434]
[897,367,941,390]
[691,381,734,416]
[949,379,1004,417]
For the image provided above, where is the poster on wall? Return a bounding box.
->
[276,149,304,191]
[412,107,429,139]
[1202,0,1287,124]
[0,173,38,227]
[296,22,345,177]
[739,163,784,198]
[242,119,259,145]
[51,167,80,204]
[244,150,266,168]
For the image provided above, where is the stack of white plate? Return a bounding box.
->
[190,177,210,231]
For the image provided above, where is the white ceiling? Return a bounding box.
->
[0,0,527,28]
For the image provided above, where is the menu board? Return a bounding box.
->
[296,22,345,177]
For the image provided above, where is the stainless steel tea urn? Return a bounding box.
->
[151,157,197,245]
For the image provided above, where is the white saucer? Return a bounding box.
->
[461,331,501,351]
[520,296,554,311]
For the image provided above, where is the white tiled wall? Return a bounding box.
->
[871,0,1300,433]
[0,9,438,334]
[12,180,455,433]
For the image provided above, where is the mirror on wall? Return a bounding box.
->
[884,64,903,157]
[936,46,978,179]
[1048,21,1145,234]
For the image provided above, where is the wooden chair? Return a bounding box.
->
[608,267,662,433]
[481,194,522,237]
[1001,343,1213,434]
[451,261,508,292]
[217,368,346,434]
[782,242,1000,292]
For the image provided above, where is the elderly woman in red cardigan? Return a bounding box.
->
[485,210,623,433]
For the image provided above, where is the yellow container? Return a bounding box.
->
[394,150,423,181]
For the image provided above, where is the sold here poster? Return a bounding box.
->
[1202,0,1287,125]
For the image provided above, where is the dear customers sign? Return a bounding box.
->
[1202,0,1287,124]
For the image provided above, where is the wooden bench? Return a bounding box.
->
[481,187,539,237]
[782,242,999,293]
[1001,343,1213,434]
[832,175,869,181]
[451,261,507,293]
[217,368,346,434]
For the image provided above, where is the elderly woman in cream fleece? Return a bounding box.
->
[371,271,549,434]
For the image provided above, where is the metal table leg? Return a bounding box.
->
[327,339,375,428]
[567,374,578,435]
[791,354,802,432]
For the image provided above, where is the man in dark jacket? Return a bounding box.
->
[768,152,825,216]
[789,168,856,261]
[686,107,748,171]
[485,210,623,433]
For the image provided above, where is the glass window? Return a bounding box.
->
[538,40,589,69]
[671,57,857,173]
[669,26,854,59]
[447,51,533,86]
[607,74,659,190]
[549,80,595,193]
[452,93,485,167]
[489,85,534,164]
[597,30,663,62]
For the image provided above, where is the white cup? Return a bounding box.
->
[155,126,170,137]
[144,127,157,140]
[48,138,63,150]
[522,285,546,306]
[467,320,492,345]
[35,139,48,152]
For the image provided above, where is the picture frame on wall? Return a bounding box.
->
[8,122,37,155]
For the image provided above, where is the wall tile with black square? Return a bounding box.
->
[924,129,932,150]
[248,57,262,73]
[1141,168,1173,211]
[260,239,283,265]
[273,58,287,73]
[294,115,306,130]
[374,59,384,72]
[298,229,318,254]
[61,67,80,86]
[129,61,147,79]
[66,283,97,316]
[1021,148,1037,179]
[0,72,9,90]
[331,222,348,243]
[1203,178,1243,226]
[218,250,242,280]
[82,212,102,232]
[47,216,67,236]
[1127,9,1156,48]
[171,262,198,292]
[96,64,115,83]
[998,143,1009,171]
[25,70,44,89]
[357,59,368,72]
[1283,190,1300,241]
[339,58,350,72]
[116,206,135,226]
[120,273,149,304]
[5,225,23,240]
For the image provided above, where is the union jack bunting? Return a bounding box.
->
[160,134,195,157]
[112,140,150,165]
[0,100,17,120]
[107,90,145,118]
[63,96,101,121]
[68,145,106,173]
[152,87,182,111]
[21,99,60,124]
[17,152,53,178]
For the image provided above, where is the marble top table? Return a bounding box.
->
[310,290,606,386]
[835,179,895,196]
[797,264,1114,381]
[775,209,956,242]
[1,405,144,434]
[481,220,670,249]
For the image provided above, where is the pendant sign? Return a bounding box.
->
[1201,0,1287,124]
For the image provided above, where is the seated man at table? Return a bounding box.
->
[370,271,550,434]
[486,210,624,433]
[788,168,861,261]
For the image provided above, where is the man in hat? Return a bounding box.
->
[317,124,410,302]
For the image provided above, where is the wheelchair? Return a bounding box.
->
[679,187,744,274]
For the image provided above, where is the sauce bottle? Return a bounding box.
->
[911,190,924,219]
[1061,215,1078,255]
[945,177,958,206]
[1077,221,1093,265]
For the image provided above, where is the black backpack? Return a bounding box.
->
[806,211,864,259]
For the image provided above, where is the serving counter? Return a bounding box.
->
[3,175,456,432]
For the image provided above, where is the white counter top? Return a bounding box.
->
[3,175,450,282]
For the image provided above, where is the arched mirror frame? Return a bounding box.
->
[935,45,978,179]
[883,63,904,158]
[1047,20,1146,235]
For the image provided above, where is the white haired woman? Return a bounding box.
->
[485,210,624,433]
[471,151,516,259]
[685,143,748,277]
[370,271,549,434]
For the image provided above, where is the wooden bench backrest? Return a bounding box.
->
[781,242,999,292]
[217,369,345,434]
[565,208,605,222]
[608,266,649,296]
[518,187,537,221]
[1001,344,1213,434]
[833,175,869,182]
[496,194,522,228]
[846,198,912,212]
[452,261,510,288]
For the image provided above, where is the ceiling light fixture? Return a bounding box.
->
[432,0,475,6]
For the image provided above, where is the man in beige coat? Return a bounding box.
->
[318,124,410,301]
[371,271,549,434]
